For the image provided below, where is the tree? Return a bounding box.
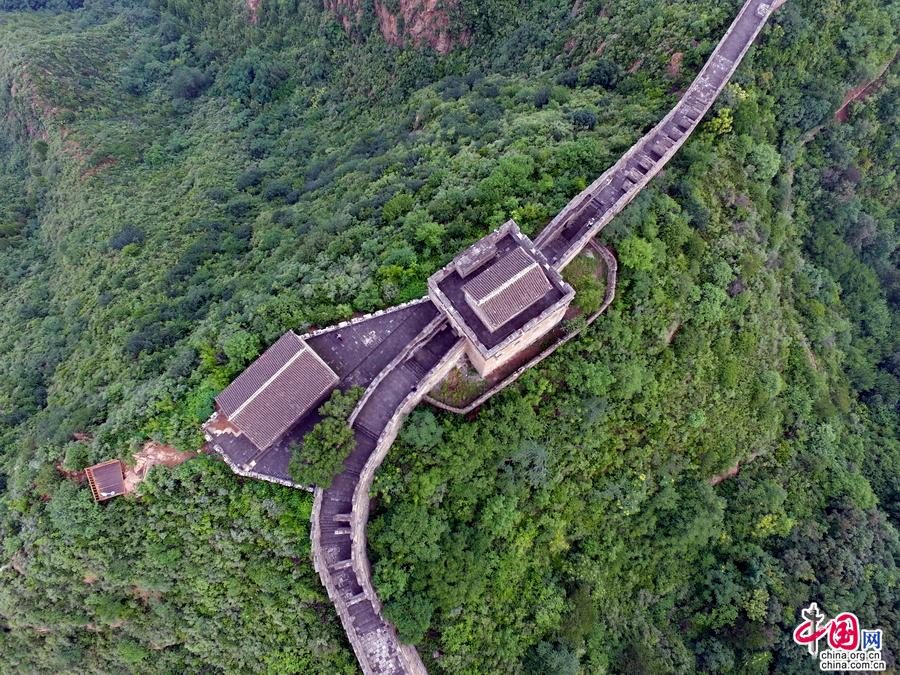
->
[557,67,579,88]
[708,107,734,135]
[525,642,579,675]
[383,193,414,223]
[414,219,445,249]
[236,168,265,191]
[108,226,145,250]
[571,110,597,131]
[749,141,781,180]
[222,330,260,371]
[289,387,363,488]
[61,442,89,472]
[533,86,551,108]
[223,49,288,103]
[584,58,621,89]
[383,593,433,644]
[618,236,655,271]
[400,409,443,449]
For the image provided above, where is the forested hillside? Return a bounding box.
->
[0,0,897,672]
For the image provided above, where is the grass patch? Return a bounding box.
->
[563,250,606,315]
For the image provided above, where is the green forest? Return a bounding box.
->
[0,0,897,672]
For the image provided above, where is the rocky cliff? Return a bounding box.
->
[323,0,466,53]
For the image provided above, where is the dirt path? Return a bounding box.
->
[124,441,197,494]
[835,55,896,122]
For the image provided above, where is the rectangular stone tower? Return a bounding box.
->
[428,220,574,377]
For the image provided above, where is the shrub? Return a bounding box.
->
[169,67,211,100]
[108,226,145,250]
[557,67,579,88]
[236,168,265,191]
[263,180,292,201]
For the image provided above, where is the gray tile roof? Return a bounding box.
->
[216,333,301,416]
[462,248,552,331]
[215,332,338,450]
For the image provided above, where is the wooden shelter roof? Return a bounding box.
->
[85,460,126,501]
[463,247,552,331]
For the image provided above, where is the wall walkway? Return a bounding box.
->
[312,1,786,668]
[310,318,464,675]
[535,0,786,270]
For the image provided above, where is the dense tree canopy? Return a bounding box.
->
[290,387,363,488]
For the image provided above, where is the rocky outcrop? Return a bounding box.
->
[323,0,466,54]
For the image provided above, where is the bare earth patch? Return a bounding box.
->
[664,320,682,345]
[668,52,683,78]
[709,451,762,486]
[56,463,85,483]
[80,156,117,179]
[124,441,196,494]
[246,0,261,24]
[835,56,896,122]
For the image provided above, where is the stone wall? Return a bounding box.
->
[309,321,464,675]
[297,296,434,342]
[348,336,466,674]
[468,299,569,377]
[535,0,784,271]
[211,440,313,491]
[229,3,786,672]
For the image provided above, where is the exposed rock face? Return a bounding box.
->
[246,0,261,24]
[324,0,465,54]
[7,69,54,140]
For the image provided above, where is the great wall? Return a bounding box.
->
[205,0,787,671]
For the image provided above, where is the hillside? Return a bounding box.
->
[0,0,897,672]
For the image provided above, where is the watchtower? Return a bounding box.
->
[428,220,574,377]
